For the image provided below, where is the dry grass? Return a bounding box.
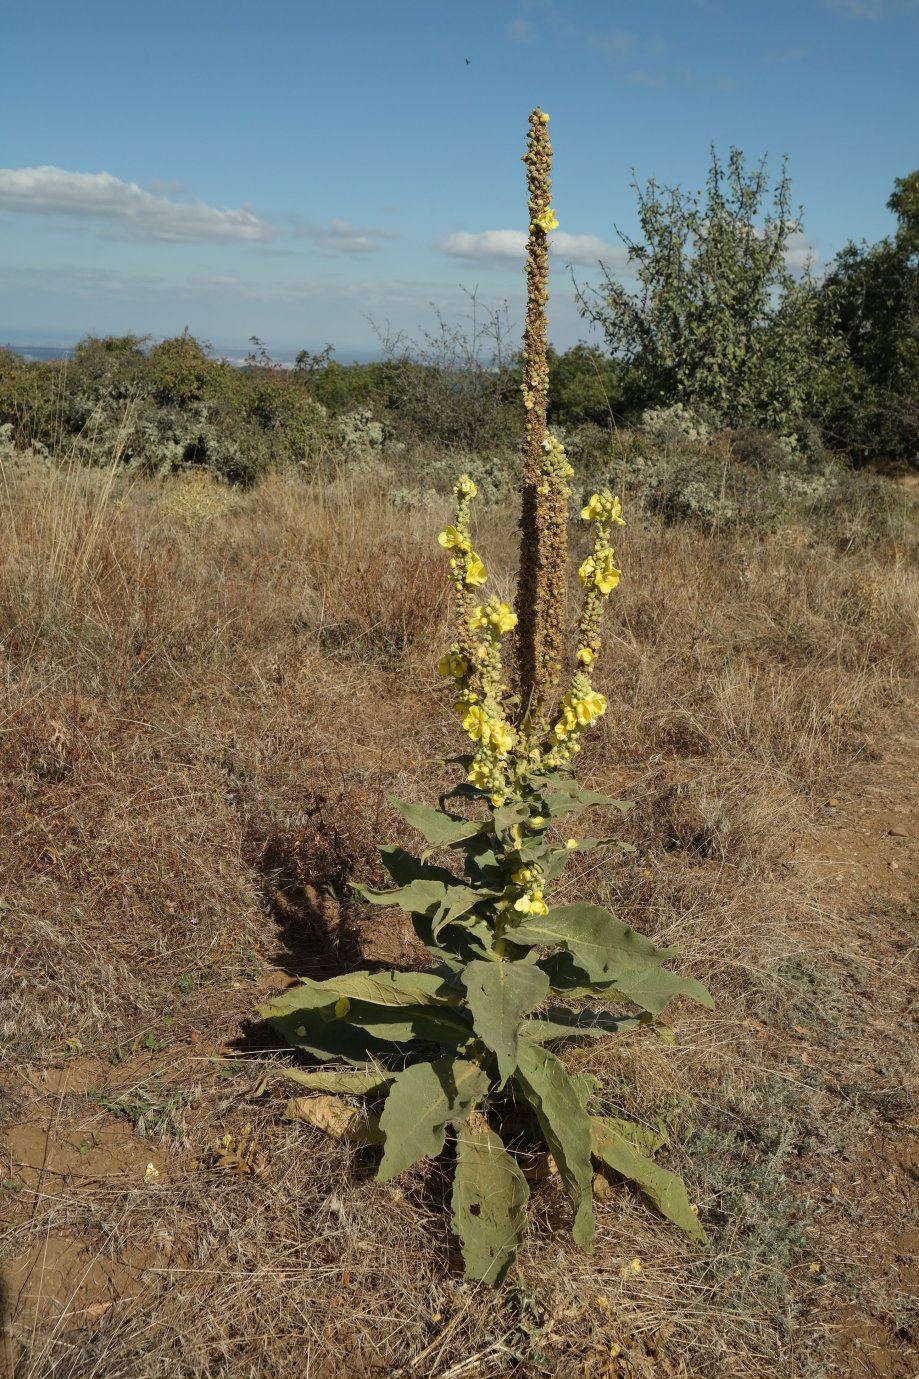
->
[1,456,918,1378]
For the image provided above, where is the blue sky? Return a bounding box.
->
[1,0,917,359]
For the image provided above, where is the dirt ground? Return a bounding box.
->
[762,702,919,1379]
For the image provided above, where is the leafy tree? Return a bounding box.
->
[546,344,623,429]
[820,171,919,462]
[577,148,834,432]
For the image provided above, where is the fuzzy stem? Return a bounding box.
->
[513,109,568,730]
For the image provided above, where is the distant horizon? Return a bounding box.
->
[2,336,416,368]
[2,324,584,368]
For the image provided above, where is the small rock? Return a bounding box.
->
[888,827,910,839]
[826,796,842,807]
[890,860,899,870]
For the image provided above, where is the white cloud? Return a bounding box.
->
[439,229,526,263]
[784,229,821,273]
[438,228,629,270]
[0,166,273,242]
[288,217,398,255]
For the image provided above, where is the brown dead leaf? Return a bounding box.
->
[283,1095,382,1145]
[83,1301,114,1322]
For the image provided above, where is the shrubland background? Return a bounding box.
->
[1,152,918,1379]
[2,157,918,491]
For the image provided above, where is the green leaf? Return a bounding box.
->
[452,1122,529,1285]
[263,969,458,1018]
[492,801,530,842]
[260,981,469,1053]
[266,1007,402,1065]
[590,1117,706,1244]
[601,1117,668,1156]
[541,782,633,820]
[354,876,489,929]
[357,848,501,929]
[521,1007,641,1044]
[346,1004,472,1047]
[389,798,486,848]
[412,914,494,968]
[514,904,714,1016]
[377,846,459,888]
[378,1057,491,1180]
[275,1067,394,1096]
[461,961,550,1086]
[541,836,635,882]
[512,1042,595,1252]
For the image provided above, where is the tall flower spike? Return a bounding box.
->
[514,109,568,730]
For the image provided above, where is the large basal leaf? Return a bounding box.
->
[602,1116,668,1156]
[346,1003,472,1047]
[378,1057,490,1180]
[514,904,714,1016]
[452,1121,530,1284]
[267,999,472,1062]
[389,797,487,849]
[512,1042,595,1252]
[590,1117,706,1244]
[263,969,459,1019]
[266,1007,402,1066]
[521,1007,641,1045]
[274,1066,394,1097]
[461,960,550,1086]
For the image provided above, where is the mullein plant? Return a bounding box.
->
[263,109,711,1285]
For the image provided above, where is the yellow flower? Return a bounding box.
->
[486,720,515,754]
[565,838,579,849]
[468,605,488,630]
[467,761,490,788]
[488,602,518,634]
[578,555,596,588]
[527,816,546,829]
[581,492,626,525]
[464,552,488,587]
[533,206,559,233]
[144,1163,160,1182]
[490,793,504,807]
[462,704,488,741]
[529,896,548,915]
[437,651,467,679]
[538,111,550,124]
[334,996,350,1019]
[512,868,532,885]
[573,690,606,725]
[514,894,534,913]
[456,474,477,497]
[438,525,470,552]
[577,647,594,664]
[594,550,621,596]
